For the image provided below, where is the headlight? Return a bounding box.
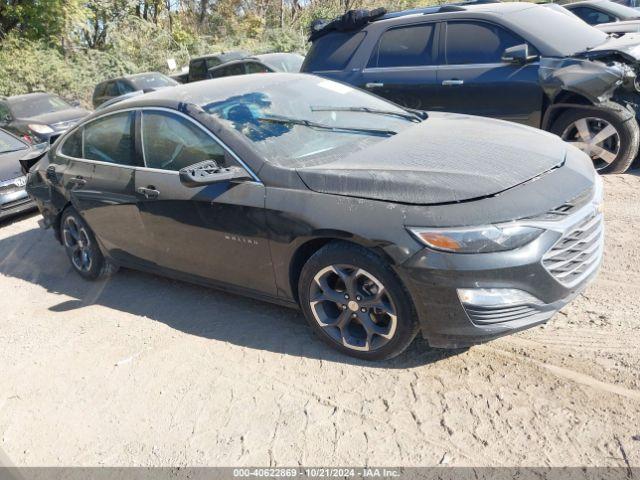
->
[28,124,54,134]
[407,225,543,253]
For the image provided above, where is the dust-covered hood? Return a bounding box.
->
[296,113,566,205]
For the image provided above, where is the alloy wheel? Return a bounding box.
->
[309,265,398,352]
[561,117,620,171]
[62,216,93,272]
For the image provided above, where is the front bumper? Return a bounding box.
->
[398,198,604,349]
[0,188,36,220]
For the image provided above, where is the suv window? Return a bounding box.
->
[190,60,206,79]
[212,63,246,79]
[245,62,270,74]
[104,81,120,97]
[60,128,83,158]
[117,81,135,94]
[206,58,222,69]
[83,112,136,165]
[303,31,366,71]
[141,111,226,171]
[93,83,107,99]
[368,24,436,68]
[446,21,525,65]
[570,7,617,24]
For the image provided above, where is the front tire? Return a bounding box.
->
[298,242,419,361]
[60,207,118,280]
[550,102,639,174]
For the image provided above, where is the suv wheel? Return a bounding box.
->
[550,102,639,174]
[61,207,118,280]
[298,242,419,360]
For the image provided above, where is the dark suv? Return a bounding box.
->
[302,2,640,173]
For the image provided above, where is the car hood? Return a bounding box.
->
[17,107,90,128]
[579,32,640,61]
[295,113,566,205]
[596,20,640,34]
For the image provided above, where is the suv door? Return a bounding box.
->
[437,20,543,126]
[135,109,275,295]
[53,111,154,266]
[358,23,441,110]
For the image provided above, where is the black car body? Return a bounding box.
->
[0,129,48,220]
[26,74,603,360]
[206,53,305,79]
[92,72,178,109]
[187,51,251,83]
[0,93,90,144]
[563,0,640,32]
[302,2,640,173]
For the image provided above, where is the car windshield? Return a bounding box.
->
[258,54,305,72]
[129,73,178,90]
[9,94,71,118]
[596,1,640,19]
[507,5,609,55]
[0,129,27,154]
[201,76,416,167]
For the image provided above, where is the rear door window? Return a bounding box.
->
[303,31,366,71]
[141,111,226,171]
[445,21,527,65]
[83,112,137,165]
[368,24,437,68]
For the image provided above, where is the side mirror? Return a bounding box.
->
[502,44,537,65]
[1,114,11,124]
[179,160,250,187]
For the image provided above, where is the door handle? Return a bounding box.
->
[137,186,160,199]
[442,79,464,86]
[365,82,384,88]
[69,176,86,186]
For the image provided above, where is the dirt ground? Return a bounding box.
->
[0,173,639,468]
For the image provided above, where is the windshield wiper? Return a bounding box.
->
[310,106,424,123]
[256,115,397,137]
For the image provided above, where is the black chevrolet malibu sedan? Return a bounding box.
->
[26,74,603,360]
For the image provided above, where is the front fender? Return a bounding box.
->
[539,56,628,105]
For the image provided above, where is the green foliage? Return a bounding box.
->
[0,0,441,106]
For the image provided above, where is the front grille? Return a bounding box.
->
[1,196,33,210]
[542,211,604,287]
[465,304,538,325]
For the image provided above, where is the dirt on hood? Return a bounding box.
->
[296,112,566,205]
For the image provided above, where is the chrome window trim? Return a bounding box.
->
[55,106,262,183]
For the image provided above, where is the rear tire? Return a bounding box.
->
[298,241,419,361]
[60,207,118,280]
[550,102,639,174]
